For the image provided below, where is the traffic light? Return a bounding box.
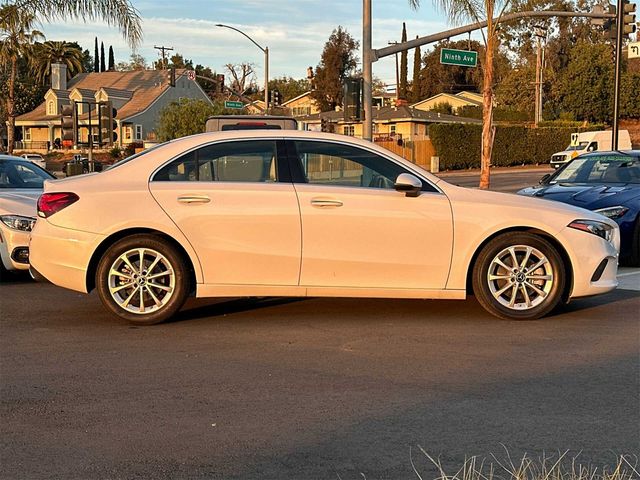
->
[343,77,363,121]
[270,89,282,106]
[216,74,225,93]
[623,0,637,36]
[603,4,618,39]
[98,101,118,146]
[321,117,328,132]
[60,102,76,148]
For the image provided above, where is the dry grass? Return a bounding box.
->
[411,447,639,480]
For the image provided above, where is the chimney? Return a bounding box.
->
[51,63,67,90]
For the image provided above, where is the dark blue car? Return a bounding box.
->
[518,150,640,266]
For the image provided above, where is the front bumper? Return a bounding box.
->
[29,219,103,293]
[557,224,619,298]
[0,225,31,271]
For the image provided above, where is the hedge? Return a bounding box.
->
[456,106,533,122]
[428,124,600,170]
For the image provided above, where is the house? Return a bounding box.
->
[14,63,212,151]
[411,90,483,114]
[282,91,320,117]
[298,104,480,141]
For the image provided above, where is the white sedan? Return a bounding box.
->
[21,153,47,170]
[29,131,620,324]
[0,155,54,278]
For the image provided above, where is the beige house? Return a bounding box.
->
[14,64,212,152]
[298,105,480,141]
[282,91,320,117]
[412,91,483,113]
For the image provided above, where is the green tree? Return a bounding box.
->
[268,76,311,103]
[556,41,613,123]
[108,45,115,70]
[100,41,105,71]
[116,53,147,71]
[1,1,142,48]
[494,63,536,114]
[399,22,408,99]
[411,0,512,189]
[31,40,84,84]
[311,26,359,111]
[410,39,422,102]
[154,53,194,70]
[620,72,640,119]
[0,5,43,153]
[156,98,223,141]
[93,36,98,72]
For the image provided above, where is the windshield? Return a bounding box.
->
[0,159,55,189]
[549,154,640,184]
[565,141,589,152]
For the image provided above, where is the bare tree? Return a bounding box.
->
[224,63,256,95]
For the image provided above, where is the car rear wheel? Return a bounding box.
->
[472,232,565,320]
[96,235,189,325]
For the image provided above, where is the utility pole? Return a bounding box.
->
[154,45,174,70]
[612,0,625,150]
[363,0,373,141]
[533,25,547,126]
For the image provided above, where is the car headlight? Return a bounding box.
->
[593,206,629,220]
[0,215,36,232]
[568,219,614,243]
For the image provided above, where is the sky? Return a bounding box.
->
[38,0,461,90]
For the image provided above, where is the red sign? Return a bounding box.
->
[187,70,196,81]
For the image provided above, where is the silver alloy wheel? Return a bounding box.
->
[487,245,554,311]
[107,247,176,315]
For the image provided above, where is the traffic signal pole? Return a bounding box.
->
[612,0,625,150]
[363,0,373,141]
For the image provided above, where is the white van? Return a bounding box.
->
[550,130,632,168]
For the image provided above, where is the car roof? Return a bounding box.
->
[581,150,639,158]
[0,154,29,161]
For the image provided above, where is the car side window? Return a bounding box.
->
[154,140,278,183]
[290,140,436,191]
[291,140,414,190]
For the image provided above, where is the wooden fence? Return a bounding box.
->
[375,138,437,170]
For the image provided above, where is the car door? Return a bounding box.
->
[288,139,454,290]
[149,139,301,286]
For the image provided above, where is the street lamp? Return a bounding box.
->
[216,23,269,115]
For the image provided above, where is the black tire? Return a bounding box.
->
[96,234,189,325]
[472,232,566,320]
[627,219,640,267]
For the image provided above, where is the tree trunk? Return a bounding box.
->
[7,57,16,154]
[479,34,495,190]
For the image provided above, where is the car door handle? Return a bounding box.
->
[177,195,211,204]
[311,198,343,208]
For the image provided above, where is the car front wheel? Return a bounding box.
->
[472,232,565,320]
[96,235,189,325]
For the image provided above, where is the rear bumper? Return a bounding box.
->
[29,219,103,293]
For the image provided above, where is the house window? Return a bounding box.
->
[47,101,55,115]
[124,126,131,140]
[390,124,396,136]
[343,125,355,136]
[24,128,31,141]
[135,125,142,141]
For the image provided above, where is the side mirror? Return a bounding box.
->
[539,173,551,185]
[394,173,422,197]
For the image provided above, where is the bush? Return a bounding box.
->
[109,147,122,159]
[429,123,602,170]
[123,142,141,157]
[456,105,533,122]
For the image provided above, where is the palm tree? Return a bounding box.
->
[0,5,43,153]
[31,40,84,84]
[1,1,142,48]
[410,0,510,189]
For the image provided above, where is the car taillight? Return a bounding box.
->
[37,192,79,218]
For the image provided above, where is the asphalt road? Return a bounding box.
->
[1,273,638,480]
[436,166,553,193]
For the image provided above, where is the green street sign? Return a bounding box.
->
[440,48,478,67]
[224,101,245,109]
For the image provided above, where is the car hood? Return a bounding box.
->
[0,189,40,217]
[518,183,640,209]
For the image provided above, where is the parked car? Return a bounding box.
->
[550,130,632,169]
[21,153,46,170]
[30,131,620,324]
[62,156,104,176]
[0,155,55,279]
[519,150,640,266]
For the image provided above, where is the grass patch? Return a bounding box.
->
[411,447,638,480]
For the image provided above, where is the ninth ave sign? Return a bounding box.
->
[440,48,478,67]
